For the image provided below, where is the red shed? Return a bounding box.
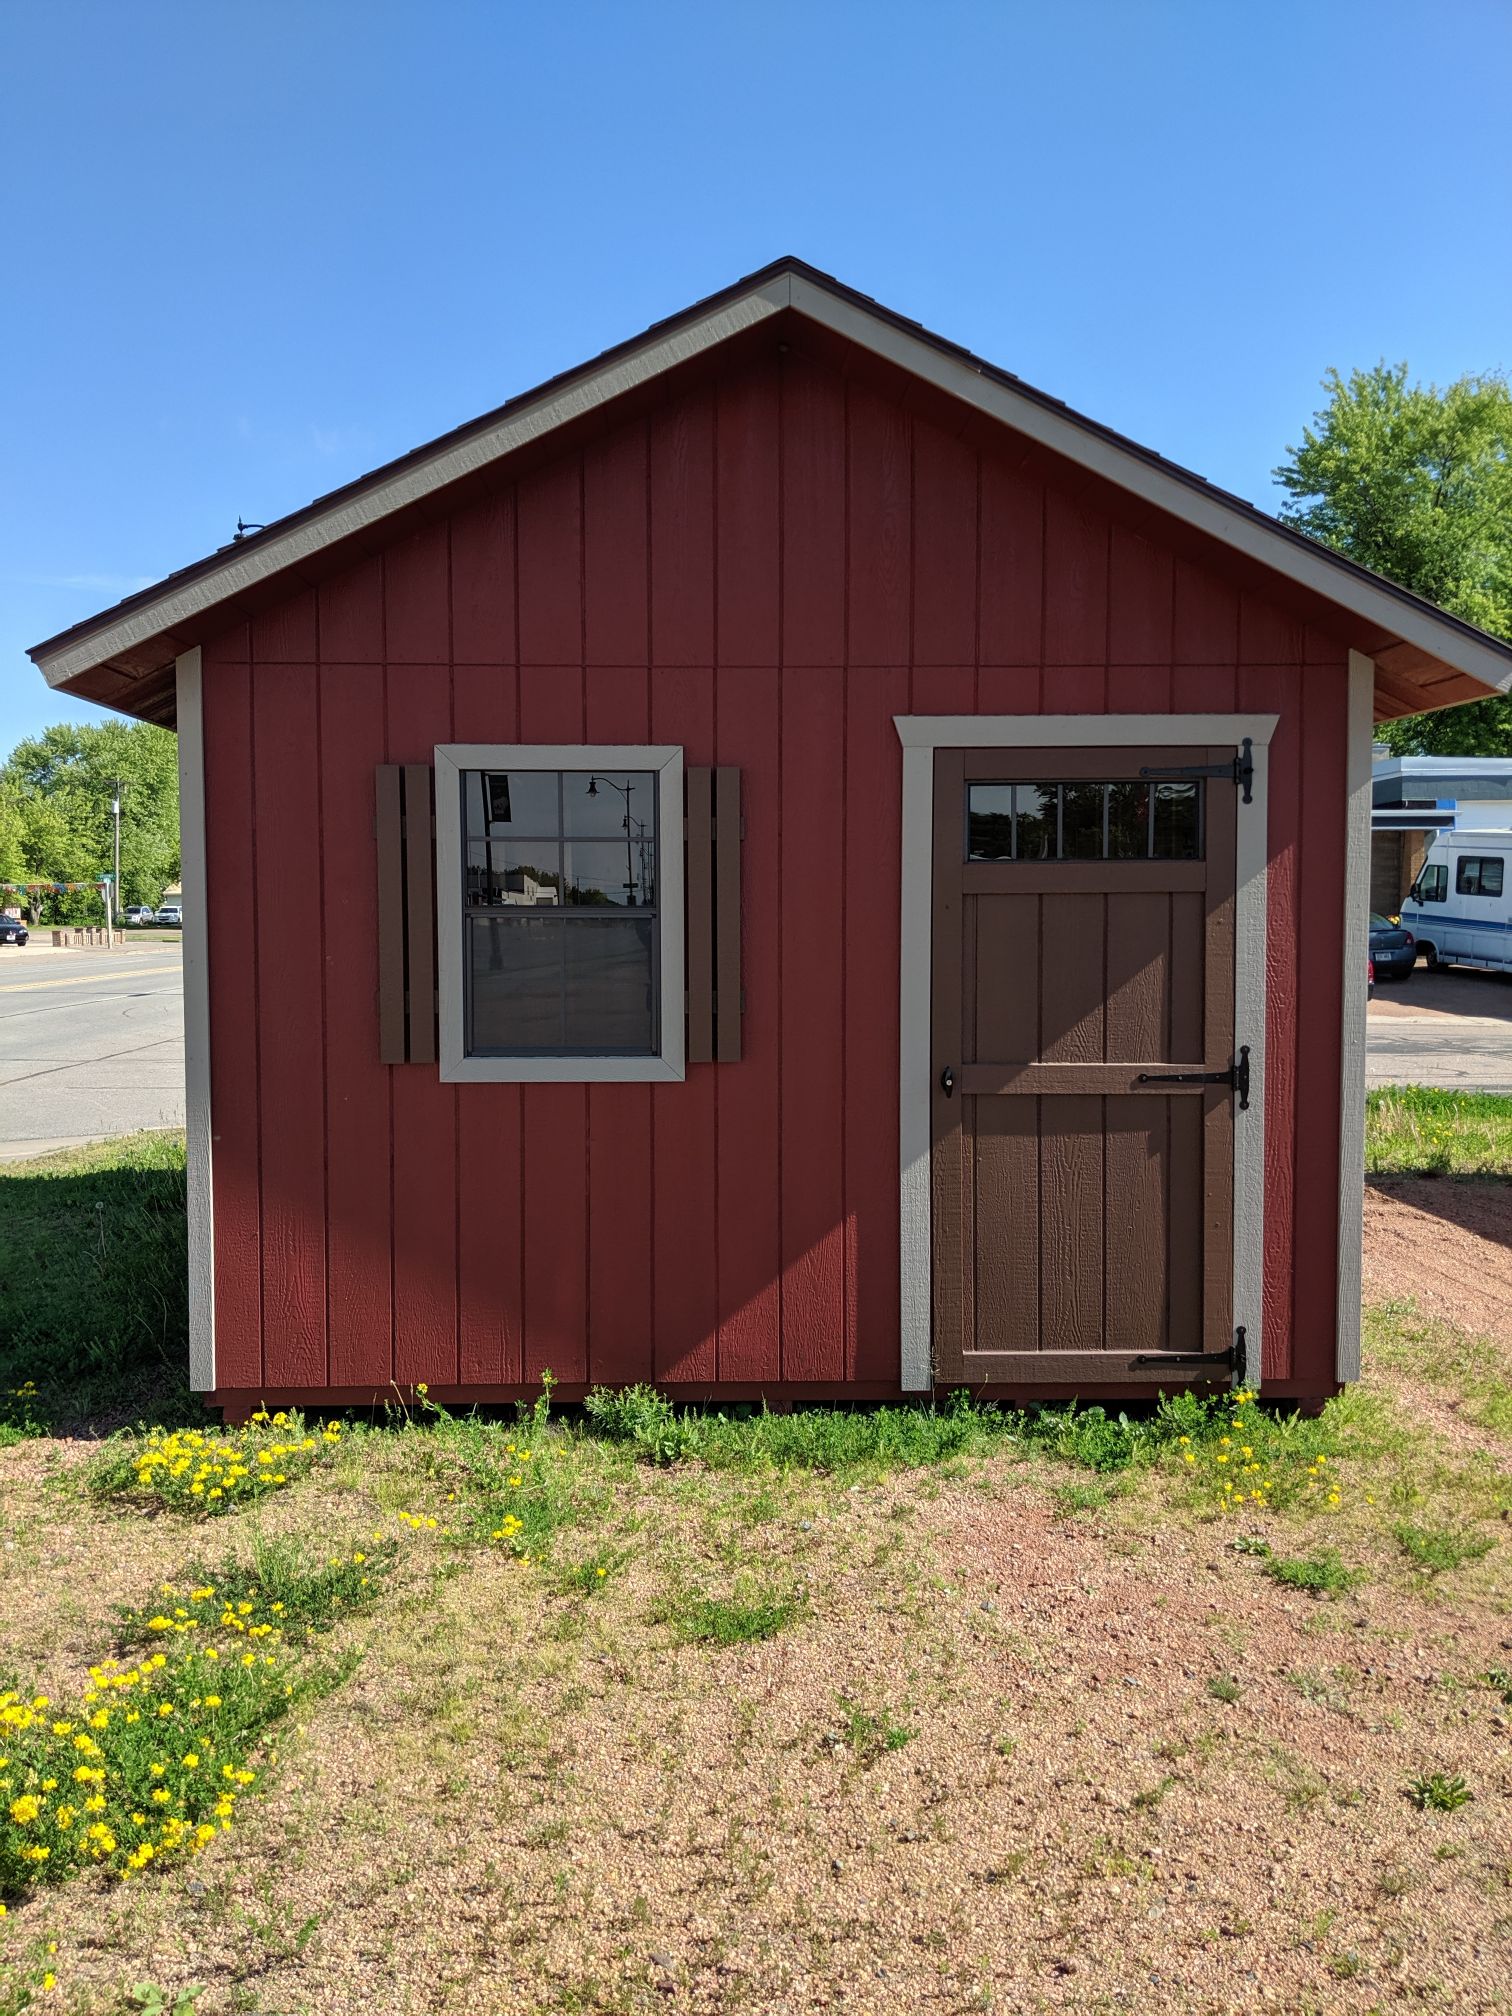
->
[31,261,1512,1418]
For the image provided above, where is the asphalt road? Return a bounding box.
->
[0,943,185,1161]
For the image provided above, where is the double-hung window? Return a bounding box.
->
[434,745,685,1082]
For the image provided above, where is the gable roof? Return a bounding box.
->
[30,256,1512,729]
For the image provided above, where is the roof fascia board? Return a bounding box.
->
[34,273,793,690]
[786,275,1512,701]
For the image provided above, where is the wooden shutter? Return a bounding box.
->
[684,765,742,1064]
[375,763,437,1064]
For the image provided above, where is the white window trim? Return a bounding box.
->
[434,743,685,1084]
[894,713,1278,1394]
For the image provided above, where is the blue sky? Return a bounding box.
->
[4,0,1510,747]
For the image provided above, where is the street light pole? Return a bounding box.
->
[111,781,122,939]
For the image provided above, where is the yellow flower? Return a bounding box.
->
[10,1793,40,1823]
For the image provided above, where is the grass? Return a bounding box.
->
[0,1132,189,1420]
[1365,1086,1512,1178]
[1392,1520,1496,1577]
[660,1588,805,1646]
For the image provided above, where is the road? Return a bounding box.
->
[0,943,185,1161]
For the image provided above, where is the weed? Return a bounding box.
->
[835,1698,914,1764]
[1052,1481,1113,1516]
[1130,1775,1177,1812]
[115,1542,395,1649]
[126,1989,206,2016]
[1261,1548,1358,1598]
[90,1414,346,1516]
[1393,1522,1495,1577]
[661,1589,804,1646]
[1206,1674,1242,1704]
[1484,1667,1512,1705]
[1404,1772,1473,1813]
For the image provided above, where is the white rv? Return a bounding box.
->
[1399,828,1512,973]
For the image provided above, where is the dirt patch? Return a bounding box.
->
[1363,1180,1512,1342]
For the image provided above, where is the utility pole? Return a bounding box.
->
[111,779,123,902]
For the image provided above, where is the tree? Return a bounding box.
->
[0,721,179,923]
[1274,363,1512,755]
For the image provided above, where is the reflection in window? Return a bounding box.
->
[1456,854,1505,898]
[967,780,1204,861]
[462,769,659,1054]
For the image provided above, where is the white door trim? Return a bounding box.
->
[1336,653,1374,1380]
[894,712,1278,1394]
[176,647,215,1391]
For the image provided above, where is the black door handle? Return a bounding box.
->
[940,1065,955,1097]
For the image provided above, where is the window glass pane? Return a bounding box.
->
[468,915,566,1051]
[1152,783,1200,859]
[1107,781,1151,859]
[564,838,656,907]
[1061,782,1105,860]
[966,784,1015,860]
[467,841,563,906]
[1016,784,1059,860]
[563,771,657,839]
[471,770,560,838]
[1457,855,1504,897]
[563,917,657,1051]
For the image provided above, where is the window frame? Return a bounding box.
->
[434,744,685,1083]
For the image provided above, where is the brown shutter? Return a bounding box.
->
[375,763,437,1065]
[684,764,742,1064]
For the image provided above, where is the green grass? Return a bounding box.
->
[113,1538,397,1650]
[661,1589,805,1645]
[1259,1546,1359,1597]
[1365,1087,1512,1178]
[0,1131,189,1419]
[1364,1300,1512,1438]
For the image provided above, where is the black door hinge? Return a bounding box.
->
[1132,1325,1247,1383]
[1135,1044,1250,1110]
[1139,735,1253,805]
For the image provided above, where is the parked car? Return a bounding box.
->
[0,918,29,947]
[155,905,183,927]
[123,904,156,926]
[1399,829,1512,973]
[1368,911,1415,982]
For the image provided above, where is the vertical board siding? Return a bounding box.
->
[253,664,327,1388]
[320,664,394,1387]
[386,661,459,1387]
[208,341,1334,1402]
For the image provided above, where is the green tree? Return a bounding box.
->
[1274,363,1512,755]
[0,721,179,923]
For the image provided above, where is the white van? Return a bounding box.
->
[1399,828,1512,973]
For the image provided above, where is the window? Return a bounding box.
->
[434,745,685,1083]
[966,780,1202,861]
[1412,862,1447,904]
[1456,854,1505,898]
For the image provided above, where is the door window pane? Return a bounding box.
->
[966,784,1015,860]
[1152,783,1200,859]
[1016,785,1059,860]
[1106,781,1151,859]
[1061,783,1105,860]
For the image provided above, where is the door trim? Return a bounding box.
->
[894,712,1279,1393]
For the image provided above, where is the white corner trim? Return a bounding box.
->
[1336,652,1374,1382]
[176,648,215,1391]
[434,744,685,1084]
[894,713,1275,1394]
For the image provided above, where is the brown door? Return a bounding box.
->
[931,746,1239,1386]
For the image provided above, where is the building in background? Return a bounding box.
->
[1371,752,1512,912]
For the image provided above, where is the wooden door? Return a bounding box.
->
[931,746,1240,1385]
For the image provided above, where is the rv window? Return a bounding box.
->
[1455,855,1505,899]
[1412,862,1447,904]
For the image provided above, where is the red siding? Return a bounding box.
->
[204,339,1354,1404]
